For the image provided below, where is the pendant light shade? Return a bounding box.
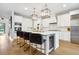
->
[41,4,51,19]
[31,8,38,20]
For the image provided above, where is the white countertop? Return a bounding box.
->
[22,30,59,54]
[22,30,59,35]
[32,31,59,35]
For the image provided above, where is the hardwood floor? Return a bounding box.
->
[0,38,44,55]
[0,37,79,55]
[50,40,79,55]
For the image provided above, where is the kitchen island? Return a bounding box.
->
[16,31,59,55]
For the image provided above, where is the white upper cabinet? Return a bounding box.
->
[49,16,57,23]
[57,13,70,26]
[42,16,57,27]
[42,18,49,27]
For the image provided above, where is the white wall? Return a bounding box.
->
[0,10,12,19]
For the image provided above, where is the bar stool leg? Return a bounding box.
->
[29,42,32,55]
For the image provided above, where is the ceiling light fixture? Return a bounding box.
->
[25,8,28,10]
[31,8,38,20]
[31,4,51,20]
[63,4,67,7]
[41,4,51,19]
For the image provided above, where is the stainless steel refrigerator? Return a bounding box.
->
[71,14,79,45]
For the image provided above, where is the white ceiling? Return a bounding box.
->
[0,3,79,18]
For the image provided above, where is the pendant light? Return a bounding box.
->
[41,4,51,19]
[31,8,38,20]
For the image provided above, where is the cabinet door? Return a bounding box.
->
[49,17,57,23]
[59,31,70,42]
[42,19,49,27]
[57,13,70,26]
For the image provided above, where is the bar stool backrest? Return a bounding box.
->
[24,32,31,40]
[30,33,42,44]
[17,31,20,37]
[17,31,23,38]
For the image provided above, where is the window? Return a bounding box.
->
[0,23,5,35]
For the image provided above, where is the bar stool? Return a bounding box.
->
[31,33,47,54]
[23,32,31,52]
[30,33,43,55]
[16,31,21,45]
[17,31,25,48]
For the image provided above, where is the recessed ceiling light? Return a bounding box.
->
[25,8,28,10]
[63,4,67,7]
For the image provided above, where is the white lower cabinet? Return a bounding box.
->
[59,31,71,42]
